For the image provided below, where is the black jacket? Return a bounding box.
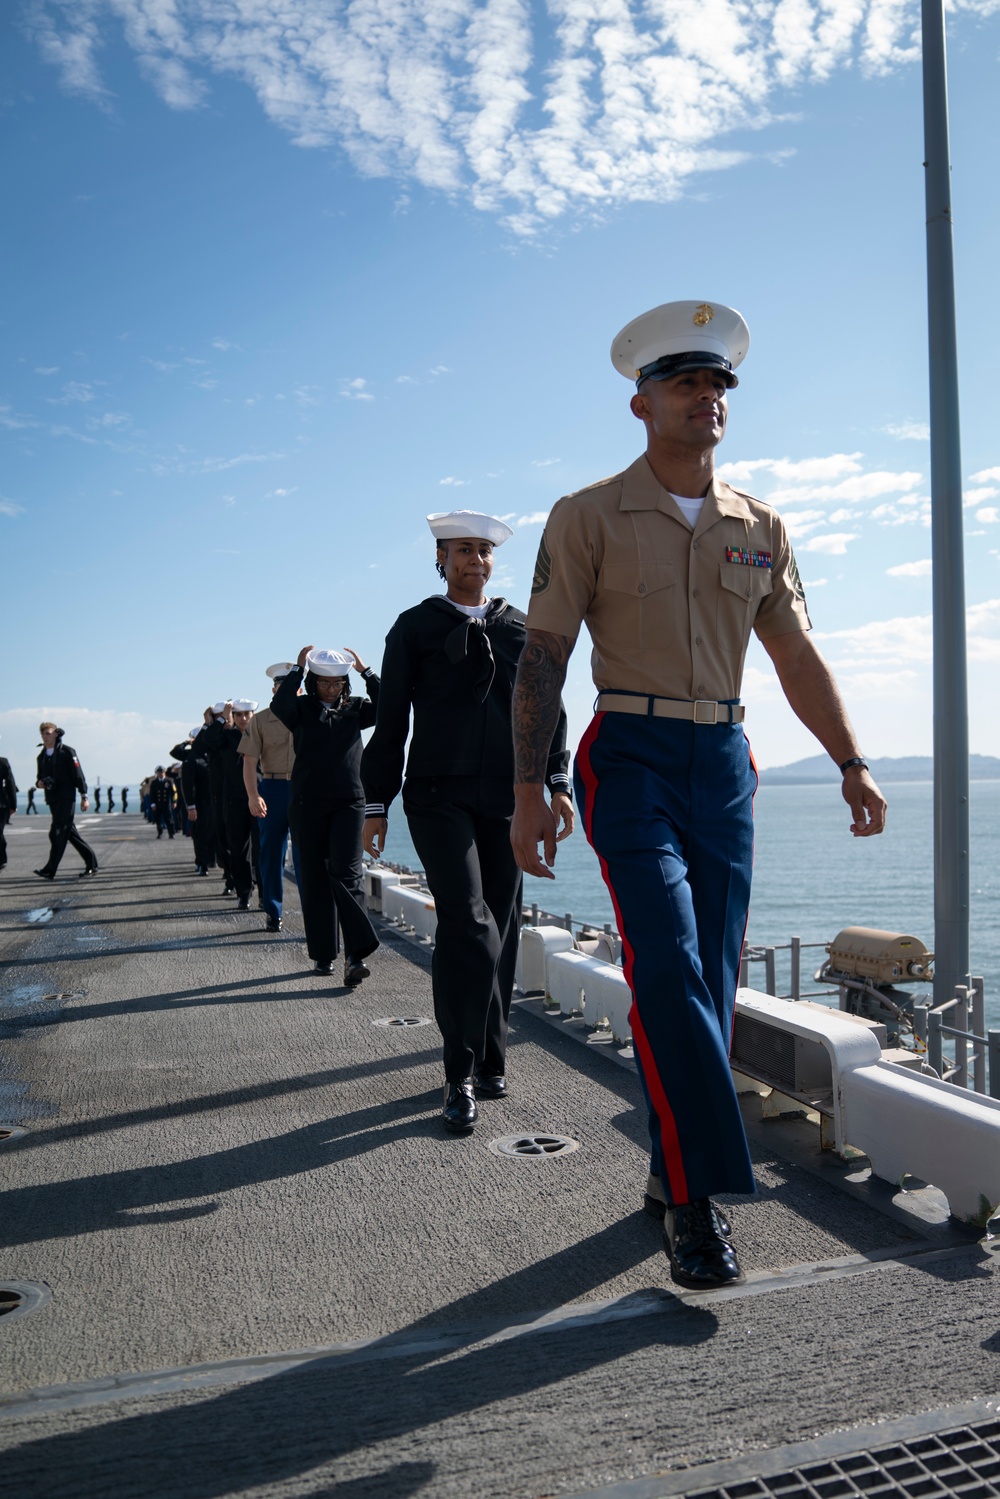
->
[361,596,570,814]
[0,758,17,814]
[200,721,248,801]
[271,667,379,803]
[36,742,87,805]
[150,776,176,810]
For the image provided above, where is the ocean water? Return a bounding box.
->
[378,779,1000,1031]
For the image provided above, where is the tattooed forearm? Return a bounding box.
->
[513,629,573,784]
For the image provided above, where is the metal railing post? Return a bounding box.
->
[990,1031,1000,1101]
[953,985,969,1088]
[972,977,986,1094]
[790,936,801,1001]
[739,941,749,988]
[927,1007,943,1077]
[764,947,777,996]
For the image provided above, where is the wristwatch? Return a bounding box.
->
[839,756,869,775]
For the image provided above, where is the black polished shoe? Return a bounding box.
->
[473,1071,507,1099]
[34,868,55,880]
[195,865,208,876]
[314,960,335,976]
[663,1199,744,1290]
[343,955,370,987]
[442,1079,478,1134]
[265,916,282,933]
[79,865,98,878]
[643,1175,731,1235]
[237,895,250,910]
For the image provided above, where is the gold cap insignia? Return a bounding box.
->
[693,304,714,327]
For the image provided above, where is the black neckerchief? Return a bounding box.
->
[429,596,508,704]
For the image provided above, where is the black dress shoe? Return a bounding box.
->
[34,868,55,880]
[442,1079,478,1134]
[266,916,282,932]
[663,1199,744,1290]
[237,895,250,910]
[473,1071,507,1099]
[643,1174,732,1233]
[314,960,334,976]
[78,866,98,878]
[343,955,370,987]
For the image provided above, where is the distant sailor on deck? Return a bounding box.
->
[362,511,573,1135]
[33,722,98,880]
[239,662,301,935]
[271,647,380,984]
[0,742,17,872]
[511,300,887,1290]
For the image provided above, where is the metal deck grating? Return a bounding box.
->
[685,1421,1000,1499]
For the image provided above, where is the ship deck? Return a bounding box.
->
[1,815,998,1498]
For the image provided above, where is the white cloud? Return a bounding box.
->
[964,486,998,508]
[814,598,1000,671]
[977,507,1000,524]
[211,338,238,351]
[798,531,860,555]
[0,500,25,517]
[51,380,98,404]
[885,421,930,441]
[886,559,932,577]
[34,366,59,376]
[439,476,470,487]
[516,511,549,526]
[339,378,373,402]
[970,466,1000,484]
[719,453,864,485]
[532,458,561,468]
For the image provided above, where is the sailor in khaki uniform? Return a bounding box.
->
[511,300,886,1290]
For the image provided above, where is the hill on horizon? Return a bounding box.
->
[757,753,1000,784]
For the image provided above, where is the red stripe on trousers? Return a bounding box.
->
[577,714,690,1206]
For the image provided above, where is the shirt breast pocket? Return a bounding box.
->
[717,563,772,651]
[601,560,676,598]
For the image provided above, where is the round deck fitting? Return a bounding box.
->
[0,1125,28,1144]
[0,1282,53,1323]
[372,1017,433,1029]
[489,1134,581,1159]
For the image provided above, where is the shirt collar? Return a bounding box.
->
[620,455,756,532]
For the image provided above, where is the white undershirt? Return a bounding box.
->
[444,597,491,618]
[669,492,706,529]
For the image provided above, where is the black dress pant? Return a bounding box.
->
[191,804,216,870]
[210,787,233,884]
[403,776,523,1083]
[289,796,378,966]
[154,804,175,837]
[0,810,9,867]
[43,797,96,874]
[223,797,256,901]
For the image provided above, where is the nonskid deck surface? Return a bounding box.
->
[0,818,996,1499]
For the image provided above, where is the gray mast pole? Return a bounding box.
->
[922,0,970,1006]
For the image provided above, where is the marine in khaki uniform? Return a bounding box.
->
[511,300,887,1291]
[239,663,301,933]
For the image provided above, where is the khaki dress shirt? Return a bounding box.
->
[526,455,811,702]
[238,707,295,777]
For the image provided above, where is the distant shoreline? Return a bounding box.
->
[757,753,1000,786]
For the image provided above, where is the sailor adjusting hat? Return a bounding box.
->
[212,701,229,716]
[426,510,513,546]
[231,699,258,713]
[611,300,750,390]
[266,661,296,681]
[305,648,352,678]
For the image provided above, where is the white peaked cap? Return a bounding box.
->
[611,300,750,388]
[306,649,352,678]
[426,510,513,545]
[232,699,258,712]
[266,661,296,680]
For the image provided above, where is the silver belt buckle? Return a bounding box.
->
[693,700,719,724]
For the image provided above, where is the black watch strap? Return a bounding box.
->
[839,756,869,775]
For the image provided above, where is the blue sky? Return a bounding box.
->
[2,0,1000,785]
